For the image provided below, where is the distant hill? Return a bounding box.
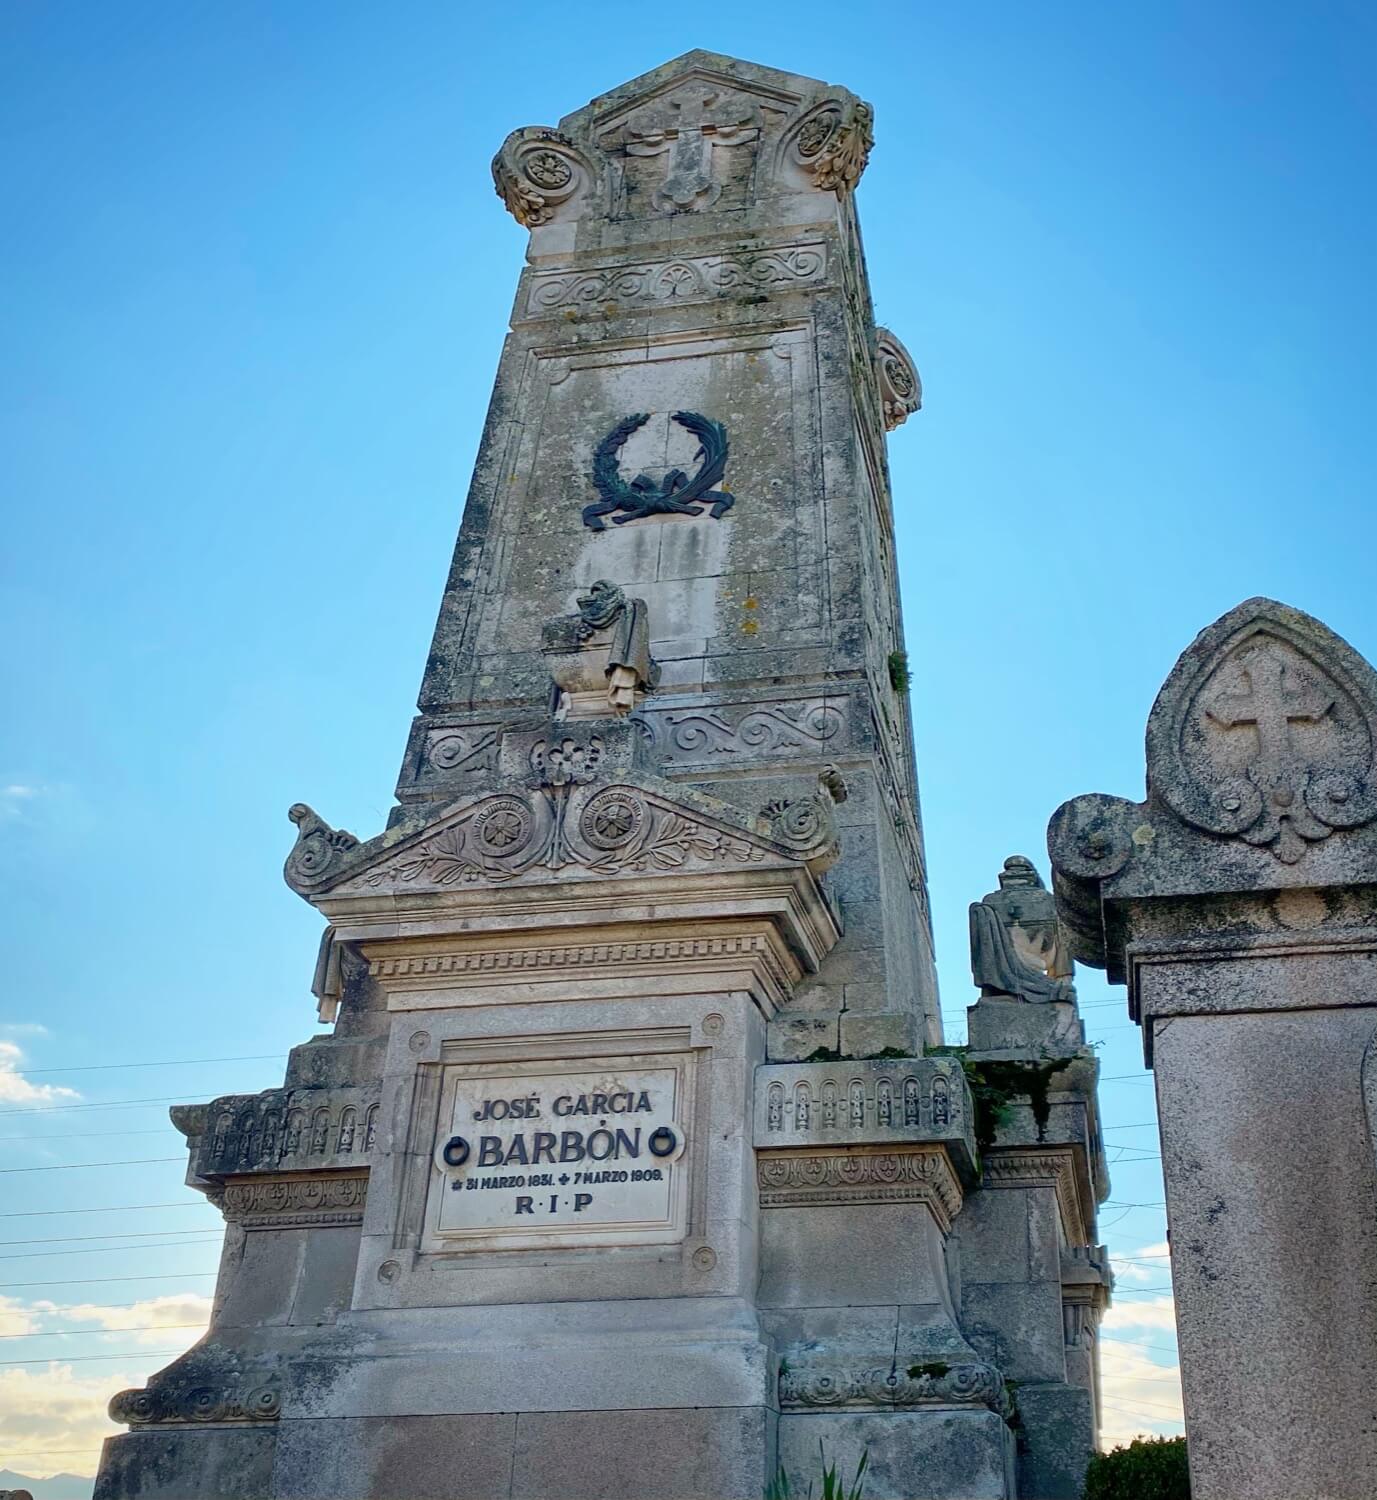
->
[0,1468,93,1500]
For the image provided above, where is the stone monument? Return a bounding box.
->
[94,51,1108,1500]
[1050,598,1377,1500]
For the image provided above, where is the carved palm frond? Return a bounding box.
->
[592,412,651,506]
[671,410,729,500]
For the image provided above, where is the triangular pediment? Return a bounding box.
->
[284,770,841,903]
[565,51,825,136]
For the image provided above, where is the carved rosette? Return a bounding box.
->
[283,804,359,895]
[874,328,922,431]
[778,1358,1008,1414]
[492,126,596,227]
[110,1381,281,1427]
[787,97,875,194]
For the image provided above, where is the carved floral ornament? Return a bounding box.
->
[874,328,922,431]
[284,772,845,898]
[1049,600,1377,954]
[784,96,875,195]
[492,126,597,227]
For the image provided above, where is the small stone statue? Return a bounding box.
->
[575,580,659,714]
[969,855,1075,1004]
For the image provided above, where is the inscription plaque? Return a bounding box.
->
[425,1055,689,1251]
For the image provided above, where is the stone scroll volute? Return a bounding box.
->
[492,126,601,229]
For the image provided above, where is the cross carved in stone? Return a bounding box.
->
[1203,647,1334,781]
[620,86,759,213]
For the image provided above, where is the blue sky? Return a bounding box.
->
[2,0,1374,1479]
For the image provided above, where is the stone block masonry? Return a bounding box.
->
[95,50,1107,1500]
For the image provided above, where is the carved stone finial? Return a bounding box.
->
[1145,598,1377,863]
[875,328,921,431]
[492,126,596,227]
[969,855,1075,1004]
[1049,599,1377,971]
[284,804,359,896]
[787,97,875,195]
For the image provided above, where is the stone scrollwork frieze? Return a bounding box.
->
[492,126,598,228]
[524,244,828,316]
[637,698,847,765]
[778,1358,1008,1415]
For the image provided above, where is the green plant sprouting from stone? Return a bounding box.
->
[887,650,910,693]
[926,1046,1074,1157]
[764,1443,869,1500]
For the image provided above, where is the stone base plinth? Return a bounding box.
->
[777,1408,1015,1499]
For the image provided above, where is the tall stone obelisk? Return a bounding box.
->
[96,52,1106,1500]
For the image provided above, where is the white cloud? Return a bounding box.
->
[49,1294,212,1348]
[0,1022,50,1039]
[0,1362,142,1479]
[1099,1335,1185,1448]
[1111,1239,1172,1284]
[0,1042,79,1106]
[0,1296,41,1338]
[1104,1292,1179,1335]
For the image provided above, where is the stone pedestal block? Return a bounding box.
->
[1051,599,1377,1500]
[777,1409,1015,1500]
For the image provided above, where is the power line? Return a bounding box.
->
[1102,1333,1180,1357]
[0,1227,219,1247]
[0,1094,205,1117]
[1,1202,210,1219]
[0,1237,222,1262]
[0,1322,206,1342]
[0,1346,188,1367]
[0,1156,183,1175]
[0,1271,217,1290]
[0,1128,171,1143]
[18,1053,281,1078]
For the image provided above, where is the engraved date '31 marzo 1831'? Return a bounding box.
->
[582,410,734,532]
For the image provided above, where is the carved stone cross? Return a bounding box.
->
[621,86,759,213]
[1203,647,1334,782]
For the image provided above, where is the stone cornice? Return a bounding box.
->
[756,1144,963,1230]
[981,1146,1088,1246]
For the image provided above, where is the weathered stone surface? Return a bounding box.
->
[94,1428,276,1500]
[89,47,1111,1500]
[776,1409,1015,1500]
[1049,598,1377,1500]
[270,1414,516,1499]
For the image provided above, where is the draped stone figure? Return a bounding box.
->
[969,854,1075,1004]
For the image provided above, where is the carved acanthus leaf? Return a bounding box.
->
[788,97,875,194]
